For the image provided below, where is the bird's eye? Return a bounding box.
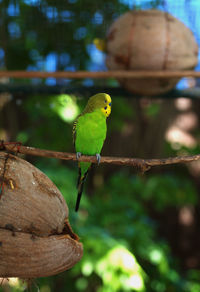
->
[109,102,111,106]
[104,106,107,110]
[105,100,107,103]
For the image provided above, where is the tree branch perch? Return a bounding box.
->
[1,143,200,173]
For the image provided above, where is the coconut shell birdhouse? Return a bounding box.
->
[0,152,83,278]
[106,9,198,96]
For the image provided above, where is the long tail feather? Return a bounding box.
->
[75,169,89,212]
[77,167,81,188]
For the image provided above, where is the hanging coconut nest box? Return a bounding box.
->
[0,152,83,279]
[106,9,198,96]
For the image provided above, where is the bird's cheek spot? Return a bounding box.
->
[104,106,107,110]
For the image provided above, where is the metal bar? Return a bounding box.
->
[0,70,200,79]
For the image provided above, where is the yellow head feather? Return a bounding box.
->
[84,93,112,117]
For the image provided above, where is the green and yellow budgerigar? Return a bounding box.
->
[93,38,107,52]
[73,93,112,211]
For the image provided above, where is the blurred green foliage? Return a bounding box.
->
[1,93,200,292]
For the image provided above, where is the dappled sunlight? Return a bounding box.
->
[175,113,198,131]
[166,98,198,149]
[175,98,192,111]
[0,277,24,291]
[51,94,80,122]
[165,108,198,149]
[148,248,170,275]
[166,126,197,149]
[8,278,19,286]
[126,275,144,290]
[96,245,145,291]
[149,249,163,264]
[179,206,194,226]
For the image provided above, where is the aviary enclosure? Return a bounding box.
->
[1,0,200,291]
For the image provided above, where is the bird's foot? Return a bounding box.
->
[76,152,82,160]
[96,153,101,165]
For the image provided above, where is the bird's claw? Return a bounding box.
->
[96,154,101,165]
[76,152,82,160]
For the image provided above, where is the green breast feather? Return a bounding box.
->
[75,109,107,156]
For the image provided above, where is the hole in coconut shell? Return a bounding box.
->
[62,219,79,241]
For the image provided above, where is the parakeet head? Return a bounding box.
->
[84,93,112,117]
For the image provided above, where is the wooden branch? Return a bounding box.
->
[0,70,200,79]
[2,143,200,173]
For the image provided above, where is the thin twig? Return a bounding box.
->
[1,143,200,173]
[0,70,200,79]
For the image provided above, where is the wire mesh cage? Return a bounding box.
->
[0,0,199,91]
[2,2,200,291]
